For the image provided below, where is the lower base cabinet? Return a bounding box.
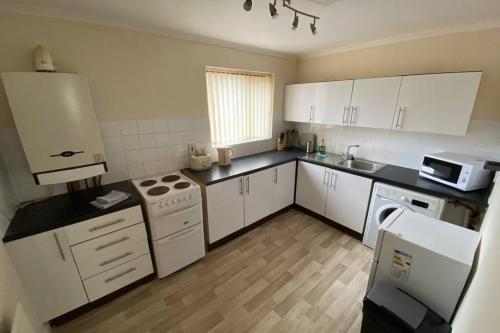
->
[5,205,153,322]
[206,161,296,243]
[296,161,373,234]
[5,228,89,322]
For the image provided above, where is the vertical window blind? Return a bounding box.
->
[205,68,273,147]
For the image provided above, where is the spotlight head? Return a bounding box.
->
[292,12,299,30]
[310,21,317,35]
[243,0,252,11]
[269,2,279,19]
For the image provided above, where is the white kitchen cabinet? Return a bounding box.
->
[324,170,373,233]
[295,161,330,215]
[206,177,245,243]
[244,169,274,226]
[206,162,297,243]
[5,229,89,322]
[271,161,297,213]
[315,80,354,125]
[284,83,316,122]
[393,72,482,135]
[349,76,402,129]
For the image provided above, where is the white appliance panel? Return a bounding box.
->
[369,209,480,322]
[1,72,106,183]
[153,223,205,278]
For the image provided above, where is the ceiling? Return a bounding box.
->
[1,0,500,57]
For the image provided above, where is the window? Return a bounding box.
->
[205,67,273,147]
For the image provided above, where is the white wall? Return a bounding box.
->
[293,119,500,170]
[453,174,500,332]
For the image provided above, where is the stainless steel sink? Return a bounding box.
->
[336,159,385,174]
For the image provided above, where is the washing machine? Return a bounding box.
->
[362,183,446,249]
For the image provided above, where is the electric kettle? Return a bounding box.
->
[217,146,233,166]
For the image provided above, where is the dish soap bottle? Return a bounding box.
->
[318,139,328,157]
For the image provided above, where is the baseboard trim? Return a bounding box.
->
[293,204,363,241]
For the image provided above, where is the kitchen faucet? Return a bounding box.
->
[343,144,359,160]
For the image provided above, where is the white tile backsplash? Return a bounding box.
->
[141,148,158,163]
[139,134,156,149]
[137,120,154,134]
[0,113,287,199]
[121,135,141,150]
[119,120,138,135]
[125,150,143,165]
[293,119,500,169]
[103,137,124,153]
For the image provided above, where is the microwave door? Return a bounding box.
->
[422,157,462,184]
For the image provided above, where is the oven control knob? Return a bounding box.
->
[188,193,192,200]
[460,178,467,183]
[176,198,181,203]
[164,200,169,207]
[182,196,187,201]
[401,196,409,203]
[170,199,175,205]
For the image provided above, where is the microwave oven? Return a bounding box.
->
[419,152,491,191]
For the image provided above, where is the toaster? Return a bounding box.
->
[190,154,212,171]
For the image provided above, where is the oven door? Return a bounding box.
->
[153,223,205,278]
[420,156,463,185]
[149,203,203,240]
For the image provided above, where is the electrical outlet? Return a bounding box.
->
[187,144,196,156]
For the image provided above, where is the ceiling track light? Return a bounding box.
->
[243,0,252,11]
[310,18,317,35]
[244,0,319,35]
[269,0,279,19]
[292,12,299,30]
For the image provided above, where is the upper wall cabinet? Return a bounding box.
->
[284,83,316,123]
[315,80,354,125]
[393,72,482,136]
[349,76,402,130]
[284,81,353,125]
[284,71,482,136]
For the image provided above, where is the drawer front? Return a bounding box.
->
[153,223,205,278]
[83,254,154,302]
[150,204,202,240]
[71,223,150,279]
[64,206,143,245]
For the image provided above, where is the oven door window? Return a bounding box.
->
[422,157,462,184]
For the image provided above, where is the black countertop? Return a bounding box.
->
[3,181,142,243]
[183,149,492,208]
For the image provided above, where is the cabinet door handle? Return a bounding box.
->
[99,252,133,267]
[350,106,357,126]
[95,236,131,251]
[330,172,338,190]
[53,232,66,261]
[89,218,126,232]
[323,170,331,186]
[309,106,313,122]
[104,267,136,283]
[239,178,243,195]
[396,106,406,129]
[246,176,250,194]
[274,168,278,184]
[342,106,349,125]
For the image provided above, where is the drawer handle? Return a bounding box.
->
[183,221,189,225]
[89,218,126,232]
[169,227,195,241]
[95,236,131,251]
[99,252,133,267]
[104,267,136,283]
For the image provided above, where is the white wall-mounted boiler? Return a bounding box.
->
[1,72,107,185]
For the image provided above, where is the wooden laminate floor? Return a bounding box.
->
[54,209,373,333]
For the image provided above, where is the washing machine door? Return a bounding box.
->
[363,200,415,249]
